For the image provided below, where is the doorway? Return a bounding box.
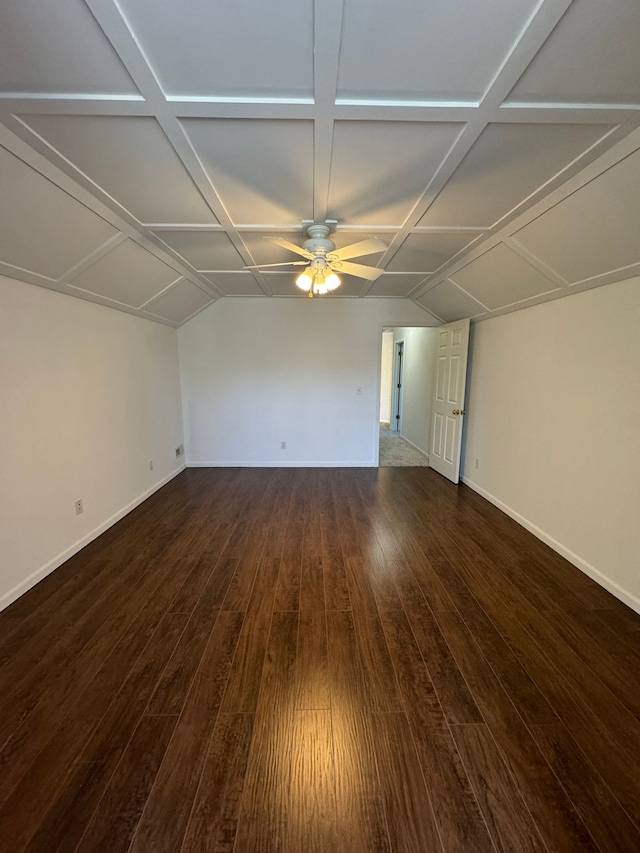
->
[377,322,471,477]
[378,328,432,467]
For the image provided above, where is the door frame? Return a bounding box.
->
[375,321,438,466]
[391,339,405,433]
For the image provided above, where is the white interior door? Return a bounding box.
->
[430,318,470,483]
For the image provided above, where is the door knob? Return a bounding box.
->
[451,408,466,416]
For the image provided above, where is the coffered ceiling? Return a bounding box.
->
[1,0,639,326]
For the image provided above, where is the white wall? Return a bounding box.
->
[463,278,640,613]
[391,326,438,456]
[0,276,185,610]
[178,297,435,466]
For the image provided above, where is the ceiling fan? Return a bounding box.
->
[244,222,387,297]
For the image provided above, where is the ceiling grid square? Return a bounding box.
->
[0,0,638,325]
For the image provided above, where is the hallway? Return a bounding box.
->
[379,424,429,467]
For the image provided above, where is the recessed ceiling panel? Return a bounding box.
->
[328,276,368,297]
[69,240,179,307]
[0,0,137,95]
[419,123,612,228]
[514,148,640,283]
[156,231,245,270]
[367,274,427,297]
[182,119,313,225]
[21,116,216,226]
[450,244,560,309]
[509,0,640,104]
[328,122,462,227]
[0,147,117,278]
[203,273,265,296]
[263,273,309,297]
[387,232,481,273]
[144,280,213,324]
[337,0,537,101]
[240,232,307,267]
[417,282,486,322]
[118,0,313,97]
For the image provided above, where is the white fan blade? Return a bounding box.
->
[244,260,308,269]
[268,238,315,259]
[334,260,384,280]
[329,237,387,261]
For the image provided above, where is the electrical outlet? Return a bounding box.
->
[281,440,287,450]
[75,499,83,515]
[175,444,184,458]
[475,458,480,469]
[356,386,363,396]
[149,459,154,471]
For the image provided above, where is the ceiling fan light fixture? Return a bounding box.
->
[295,270,313,291]
[296,260,341,297]
[325,271,341,291]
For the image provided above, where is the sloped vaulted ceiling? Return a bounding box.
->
[1,0,639,327]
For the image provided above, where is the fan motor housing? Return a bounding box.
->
[303,223,336,256]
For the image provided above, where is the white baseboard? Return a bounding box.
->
[187,461,378,468]
[461,476,640,616]
[0,464,186,613]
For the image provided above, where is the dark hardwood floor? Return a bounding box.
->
[1,467,639,852]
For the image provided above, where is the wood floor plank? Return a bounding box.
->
[380,609,494,851]
[369,711,443,853]
[0,521,184,751]
[233,611,303,852]
[73,714,179,853]
[180,713,255,853]
[145,605,220,716]
[379,606,444,726]
[389,551,454,615]
[451,723,545,853]
[418,541,557,726]
[499,608,640,830]
[0,609,187,850]
[537,605,640,719]
[327,610,391,853]
[529,722,640,851]
[321,518,351,611]
[128,610,245,853]
[273,521,303,612]
[445,521,640,823]
[364,545,405,612]
[220,556,281,713]
[0,546,192,803]
[167,522,235,614]
[288,710,338,852]
[401,594,483,725]
[436,610,600,852]
[299,553,325,613]
[218,521,270,612]
[515,603,640,759]
[296,608,330,710]
[343,556,403,713]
